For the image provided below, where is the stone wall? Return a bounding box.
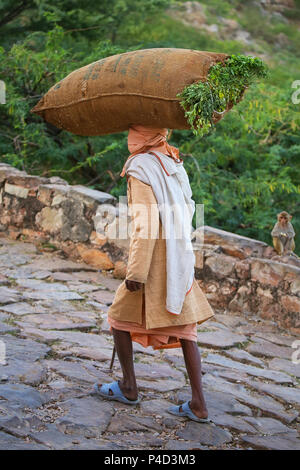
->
[0,162,128,278]
[0,163,299,333]
[193,227,300,335]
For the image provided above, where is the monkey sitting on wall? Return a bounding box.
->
[271,211,296,256]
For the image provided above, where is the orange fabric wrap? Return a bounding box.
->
[120,125,181,177]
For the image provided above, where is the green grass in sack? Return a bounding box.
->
[178,53,269,136]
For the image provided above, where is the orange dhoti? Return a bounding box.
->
[108,287,197,350]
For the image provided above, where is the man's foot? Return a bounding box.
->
[117,380,139,401]
[97,380,138,402]
[187,400,208,420]
[167,401,210,423]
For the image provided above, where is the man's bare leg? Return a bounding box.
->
[180,339,208,419]
[98,327,138,401]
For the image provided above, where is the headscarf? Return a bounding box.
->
[120,125,181,177]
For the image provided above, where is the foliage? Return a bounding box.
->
[172,75,300,250]
[178,54,268,136]
[0,26,131,195]
[0,0,171,46]
[0,0,299,254]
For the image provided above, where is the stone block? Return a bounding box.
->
[205,253,236,279]
[37,183,70,206]
[61,219,93,243]
[69,185,116,207]
[21,228,50,242]
[235,260,251,280]
[4,183,29,199]
[6,174,49,188]
[290,278,300,297]
[251,258,299,287]
[0,168,26,185]
[280,294,300,313]
[77,245,114,270]
[194,225,267,257]
[35,207,64,233]
[228,285,252,313]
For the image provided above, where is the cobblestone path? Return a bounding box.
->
[0,237,299,450]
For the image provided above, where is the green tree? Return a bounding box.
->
[0,0,171,46]
[0,0,299,254]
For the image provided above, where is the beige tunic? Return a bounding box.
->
[108,175,214,329]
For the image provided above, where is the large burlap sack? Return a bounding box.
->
[31,48,232,136]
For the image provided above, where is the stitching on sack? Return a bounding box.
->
[35,92,182,112]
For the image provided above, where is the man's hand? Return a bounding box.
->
[125,279,143,291]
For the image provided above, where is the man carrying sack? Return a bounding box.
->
[93,125,215,423]
[31,46,267,423]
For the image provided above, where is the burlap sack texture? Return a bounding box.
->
[31,48,233,136]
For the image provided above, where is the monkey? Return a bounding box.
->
[271,211,296,256]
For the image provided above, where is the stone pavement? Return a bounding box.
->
[0,237,299,450]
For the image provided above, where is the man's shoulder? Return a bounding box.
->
[129,153,163,172]
[127,174,152,187]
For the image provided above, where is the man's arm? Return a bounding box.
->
[125,176,159,291]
